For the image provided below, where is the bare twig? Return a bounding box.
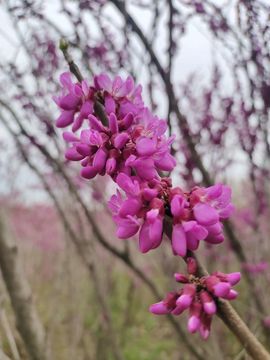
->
[59,38,84,82]
[59,39,109,126]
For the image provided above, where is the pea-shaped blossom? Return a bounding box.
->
[53,72,94,131]
[109,179,234,256]
[170,184,234,257]
[94,73,144,117]
[150,258,241,339]
[55,72,176,181]
[62,112,135,179]
[108,174,172,253]
[54,72,143,132]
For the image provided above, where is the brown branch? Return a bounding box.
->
[59,38,83,82]
[0,214,47,360]
[0,347,12,360]
[167,0,175,137]
[193,255,270,360]
[59,39,109,126]
[164,220,270,360]
[217,300,270,360]
[0,306,21,360]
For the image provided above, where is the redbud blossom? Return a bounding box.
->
[55,73,235,257]
[150,259,241,339]
[55,72,175,181]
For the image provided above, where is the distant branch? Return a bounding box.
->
[59,38,83,82]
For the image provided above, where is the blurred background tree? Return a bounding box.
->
[0,1,269,359]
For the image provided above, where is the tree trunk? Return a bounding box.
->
[0,213,47,360]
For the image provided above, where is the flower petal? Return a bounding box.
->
[172,224,187,257]
[193,203,219,226]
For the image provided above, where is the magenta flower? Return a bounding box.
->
[94,73,144,117]
[108,175,175,252]
[139,209,163,253]
[56,72,176,182]
[149,258,241,339]
[172,221,208,257]
[190,184,234,244]
[55,73,234,255]
[55,72,143,132]
[54,72,93,131]
[191,184,235,222]
[134,108,176,172]
[169,184,234,256]
[63,112,136,179]
[54,69,244,346]
[108,190,141,238]
[108,174,234,257]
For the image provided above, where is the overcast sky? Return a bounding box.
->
[0,1,249,201]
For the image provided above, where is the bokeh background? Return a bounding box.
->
[0,1,269,359]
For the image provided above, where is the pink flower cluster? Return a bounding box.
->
[150,258,241,339]
[55,72,238,341]
[54,72,234,256]
[54,72,175,181]
[171,184,234,257]
[108,174,171,253]
[109,177,234,256]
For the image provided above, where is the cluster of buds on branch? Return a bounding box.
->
[54,71,239,340]
[150,258,241,339]
[108,176,233,255]
[54,72,175,180]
